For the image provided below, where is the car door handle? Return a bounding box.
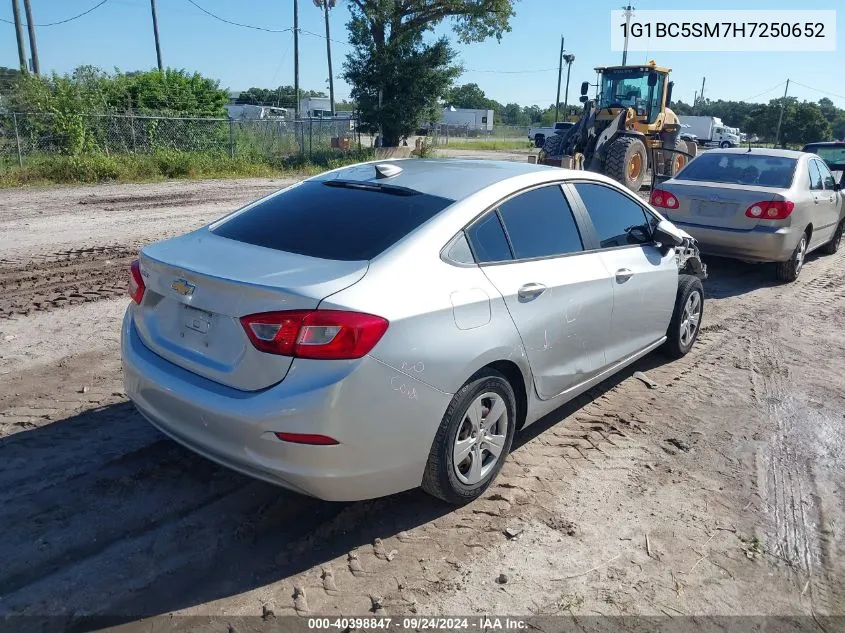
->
[517,283,546,301]
[615,268,634,283]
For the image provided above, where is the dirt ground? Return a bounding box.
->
[1,173,843,630]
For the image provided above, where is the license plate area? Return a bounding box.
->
[695,201,735,218]
[182,305,213,335]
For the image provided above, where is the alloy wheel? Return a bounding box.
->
[453,392,508,485]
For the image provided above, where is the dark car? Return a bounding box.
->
[802,141,845,185]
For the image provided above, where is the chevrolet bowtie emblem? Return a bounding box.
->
[171,278,195,296]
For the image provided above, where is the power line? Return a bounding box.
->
[738,81,786,104]
[789,80,845,103]
[463,67,558,74]
[184,0,291,33]
[0,0,111,27]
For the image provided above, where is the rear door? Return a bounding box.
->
[466,184,614,400]
[568,181,677,364]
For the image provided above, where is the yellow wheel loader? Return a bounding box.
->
[538,61,693,192]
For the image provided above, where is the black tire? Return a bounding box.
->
[661,274,704,359]
[422,370,516,505]
[664,138,689,178]
[820,220,843,255]
[605,136,648,192]
[684,139,698,159]
[541,132,565,157]
[719,141,731,149]
[534,134,545,148]
[776,232,808,282]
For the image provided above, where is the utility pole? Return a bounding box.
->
[150,0,163,71]
[315,0,336,116]
[562,54,575,117]
[294,0,300,119]
[554,36,564,123]
[698,76,705,111]
[11,0,27,73]
[621,4,634,66]
[774,79,790,148]
[22,0,39,75]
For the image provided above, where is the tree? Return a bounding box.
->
[448,83,492,109]
[236,86,327,107]
[0,66,22,94]
[342,0,515,145]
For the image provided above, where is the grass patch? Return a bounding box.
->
[435,138,532,151]
[0,148,375,187]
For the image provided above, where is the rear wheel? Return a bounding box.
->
[684,140,698,159]
[605,136,648,192]
[422,370,516,505]
[776,233,808,282]
[820,220,843,255]
[534,134,545,148]
[662,274,704,359]
[542,132,565,157]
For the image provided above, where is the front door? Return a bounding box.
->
[567,181,678,364]
[465,184,614,400]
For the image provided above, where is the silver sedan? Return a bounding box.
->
[652,148,844,282]
[122,159,706,504]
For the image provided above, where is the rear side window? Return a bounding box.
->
[573,182,653,249]
[497,185,584,259]
[211,181,452,261]
[676,153,796,188]
[467,213,512,263]
[808,160,824,190]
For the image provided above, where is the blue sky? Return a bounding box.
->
[1,0,842,110]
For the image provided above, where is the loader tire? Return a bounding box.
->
[664,138,690,178]
[684,139,698,159]
[605,136,648,192]
[541,132,565,158]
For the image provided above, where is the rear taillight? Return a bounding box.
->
[745,200,795,220]
[650,189,679,210]
[240,310,389,360]
[128,259,145,304]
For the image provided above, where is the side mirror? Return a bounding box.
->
[653,219,684,248]
[580,81,589,96]
[835,182,842,192]
[579,95,588,103]
[648,71,658,87]
[666,81,674,107]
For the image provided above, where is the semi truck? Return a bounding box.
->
[678,116,741,148]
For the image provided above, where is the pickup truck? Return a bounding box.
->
[528,121,574,148]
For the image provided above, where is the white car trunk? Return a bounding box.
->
[133,229,368,391]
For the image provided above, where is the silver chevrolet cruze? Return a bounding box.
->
[122,159,706,504]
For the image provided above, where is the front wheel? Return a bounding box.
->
[719,141,732,149]
[422,370,516,505]
[776,233,807,282]
[604,136,648,192]
[534,134,545,148]
[662,274,704,359]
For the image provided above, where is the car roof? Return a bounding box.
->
[803,141,845,148]
[311,158,622,201]
[705,147,805,159]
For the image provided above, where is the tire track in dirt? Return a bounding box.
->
[0,246,134,318]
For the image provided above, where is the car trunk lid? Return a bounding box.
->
[134,229,368,391]
[660,181,784,229]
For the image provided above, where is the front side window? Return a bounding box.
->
[599,70,664,122]
[497,185,584,259]
[573,182,653,249]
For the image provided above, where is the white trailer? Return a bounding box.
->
[679,116,741,148]
[224,104,289,120]
[438,107,494,132]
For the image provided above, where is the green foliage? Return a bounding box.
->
[342,0,515,146]
[0,149,374,187]
[236,86,327,107]
[0,66,22,95]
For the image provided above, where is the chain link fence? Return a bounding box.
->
[0,112,361,169]
[427,124,531,148]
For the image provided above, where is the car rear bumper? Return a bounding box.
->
[121,309,452,501]
[670,221,798,263]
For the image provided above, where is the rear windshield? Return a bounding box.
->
[807,146,845,167]
[211,181,453,261]
[675,153,797,188]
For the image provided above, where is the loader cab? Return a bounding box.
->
[596,64,669,125]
